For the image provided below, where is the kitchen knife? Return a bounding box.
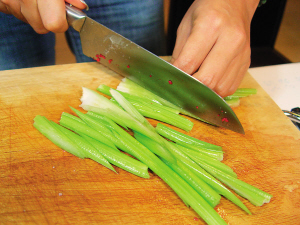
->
[65,4,244,134]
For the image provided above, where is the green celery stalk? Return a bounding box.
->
[80,133,150,179]
[110,89,155,132]
[158,136,251,214]
[134,131,221,208]
[69,107,120,152]
[199,162,272,206]
[80,87,176,164]
[59,112,118,150]
[225,88,257,98]
[162,158,221,208]
[33,115,85,159]
[156,123,222,152]
[99,84,193,132]
[225,98,241,107]
[51,121,116,172]
[173,143,236,177]
[100,118,227,225]
[97,84,181,114]
[117,78,208,123]
[109,95,194,132]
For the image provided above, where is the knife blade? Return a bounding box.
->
[65,4,244,134]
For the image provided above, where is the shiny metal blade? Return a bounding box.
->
[66,5,244,134]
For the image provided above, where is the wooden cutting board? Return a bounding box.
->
[0,61,299,225]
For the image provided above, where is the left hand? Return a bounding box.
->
[171,0,260,97]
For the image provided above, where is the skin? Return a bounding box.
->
[171,0,260,97]
[0,0,260,97]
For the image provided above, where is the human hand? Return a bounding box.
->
[0,0,87,34]
[171,0,260,97]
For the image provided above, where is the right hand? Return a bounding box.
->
[0,0,87,34]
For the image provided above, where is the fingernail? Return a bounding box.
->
[80,0,89,11]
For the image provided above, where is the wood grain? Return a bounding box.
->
[0,62,299,225]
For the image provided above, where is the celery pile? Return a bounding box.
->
[33,79,270,225]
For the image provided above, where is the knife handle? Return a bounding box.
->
[65,3,87,32]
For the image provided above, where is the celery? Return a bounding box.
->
[117,78,208,122]
[156,123,222,152]
[59,112,118,150]
[80,134,150,179]
[199,163,272,206]
[98,84,193,132]
[110,89,154,132]
[134,132,221,208]
[226,88,257,98]
[101,119,227,224]
[173,143,236,177]
[225,98,240,108]
[98,84,180,114]
[80,87,176,163]
[33,115,85,159]
[51,121,116,172]
[162,158,221,208]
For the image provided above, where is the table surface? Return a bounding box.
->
[0,62,300,225]
[249,62,300,111]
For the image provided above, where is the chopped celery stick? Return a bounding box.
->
[80,133,150,179]
[98,85,193,131]
[173,143,235,177]
[51,121,116,173]
[162,158,221,208]
[225,97,240,107]
[98,84,181,114]
[156,123,222,152]
[80,88,176,163]
[59,112,118,150]
[227,88,257,98]
[33,115,85,158]
[105,121,227,225]
[200,162,272,206]
[80,87,129,129]
[159,136,251,214]
[110,89,154,132]
[108,93,193,132]
[62,111,86,124]
[117,78,208,123]
[134,132,221,207]
[176,143,223,161]
[69,107,120,152]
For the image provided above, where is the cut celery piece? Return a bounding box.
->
[69,107,120,152]
[173,143,235,177]
[80,87,129,129]
[110,89,154,132]
[33,115,85,159]
[134,132,221,208]
[80,87,176,163]
[108,92,193,132]
[117,78,208,123]
[102,119,227,225]
[51,121,116,172]
[156,123,222,152]
[97,84,181,114]
[226,88,257,99]
[200,162,272,206]
[163,158,221,208]
[162,137,251,214]
[59,112,117,150]
[80,133,150,179]
[177,143,223,161]
[98,85,193,132]
[225,98,241,107]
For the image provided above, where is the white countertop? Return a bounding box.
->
[249,62,300,111]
